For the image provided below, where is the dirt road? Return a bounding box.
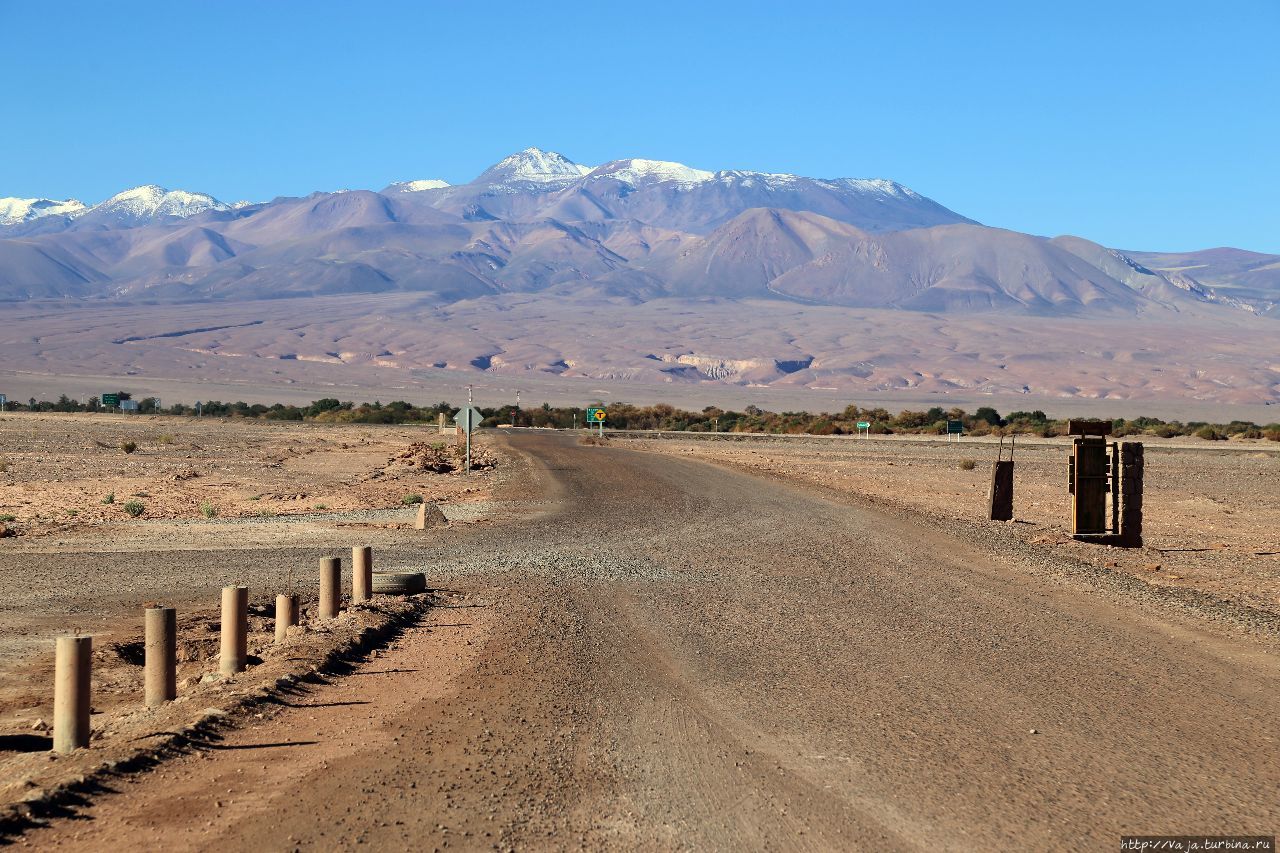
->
[16,433,1280,850]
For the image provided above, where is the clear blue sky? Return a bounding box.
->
[3,0,1277,252]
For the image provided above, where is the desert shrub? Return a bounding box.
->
[314,503,328,510]
[0,456,8,473]
[120,440,138,454]
[123,501,145,518]
[200,503,218,518]
[102,493,115,504]
[1148,424,1181,439]
[66,509,78,517]
[401,494,424,505]
[1194,425,1225,441]
[0,514,15,522]
[255,508,277,518]
[959,459,977,470]
[1265,427,1280,442]
[156,434,175,445]
[248,494,262,501]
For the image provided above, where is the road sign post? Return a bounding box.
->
[856,420,871,438]
[586,407,606,436]
[454,402,483,473]
[102,393,120,411]
[947,419,964,443]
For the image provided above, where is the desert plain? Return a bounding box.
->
[0,413,1277,849]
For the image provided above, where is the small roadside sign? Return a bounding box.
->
[454,406,482,435]
[947,419,964,434]
[856,420,871,438]
[0,394,7,409]
[120,400,140,412]
[586,406,607,436]
[102,393,120,408]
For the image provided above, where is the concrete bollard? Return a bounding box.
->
[352,546,373,604]
[219,586,248,677]
[144,606,177,707]
[319,557,341,619]
[54,635,91,753]
[275,593,299,642]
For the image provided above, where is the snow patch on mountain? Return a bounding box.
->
[588,159,714,187]
[386,179,451,193]
[0,197,87,225]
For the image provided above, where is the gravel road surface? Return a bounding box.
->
[16,432,1280,851]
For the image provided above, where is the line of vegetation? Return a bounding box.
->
[5,395,1278,441]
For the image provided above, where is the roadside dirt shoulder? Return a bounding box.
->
[623,435,1280,630]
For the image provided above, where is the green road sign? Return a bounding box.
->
[856,421,871,430]
[947,419,964,434]
[586,407,607,423]
[102,393,120,408]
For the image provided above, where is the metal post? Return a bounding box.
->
[319,557,341,619]
[1120,442,1144,548]
[219,586,248,676]
[144,606,177,707]
[275,593,298,641]
[465,386,473,473]
[54,635,91,753]
[352,546,372,604]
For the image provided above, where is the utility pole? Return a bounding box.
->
[515,389,520,427]
[572,411,576,432]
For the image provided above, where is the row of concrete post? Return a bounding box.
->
[52,546,376,754]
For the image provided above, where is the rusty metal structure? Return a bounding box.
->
[1066,420,1143,547]
[988,434,1015,521]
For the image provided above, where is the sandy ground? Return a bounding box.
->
[0,413,510,759]
[620,432,1280,618]
[0,412,494,536]
[4,432,1278,851]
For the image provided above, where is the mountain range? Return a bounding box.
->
[4,147,1274,316]
[1,148,1277,411]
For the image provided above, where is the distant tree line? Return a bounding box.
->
[4,394,1278,441]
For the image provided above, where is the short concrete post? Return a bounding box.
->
[352,546,372,604]
[319,557,341,619]
[416,503,427,530]
[219,586,248,677]
[275,593,298,642]
[54,635,91,753]
[144,606,177,707]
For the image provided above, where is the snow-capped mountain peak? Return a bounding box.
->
[477,147,593,188]
[0,196,87,226]
[92,185,229,220]
[587,158,714,188]
[385,179,452,193]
